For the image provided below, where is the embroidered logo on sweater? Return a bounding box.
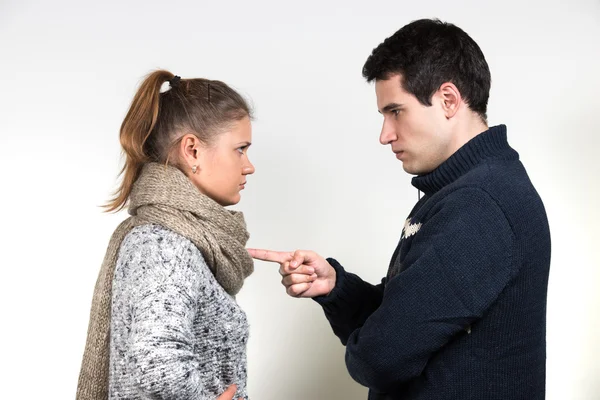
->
[387,218,422,281]
[402,218,422,239]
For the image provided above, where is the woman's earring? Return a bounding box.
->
[192,165,198,174]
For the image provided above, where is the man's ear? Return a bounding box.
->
[438,82,462,119]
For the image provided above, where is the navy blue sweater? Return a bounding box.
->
[315,125,551,400]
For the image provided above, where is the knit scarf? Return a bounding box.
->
[76,162,254,400]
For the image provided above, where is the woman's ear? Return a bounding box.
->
[179,134,202,174]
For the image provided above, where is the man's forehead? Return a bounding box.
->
[376,75,410,109]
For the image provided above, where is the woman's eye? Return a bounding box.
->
[237,147,246,154]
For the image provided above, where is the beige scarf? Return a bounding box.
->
[76,162,254,400]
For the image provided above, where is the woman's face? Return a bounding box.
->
[183,117,255,206]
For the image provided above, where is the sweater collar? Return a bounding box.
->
[411,125,518,195]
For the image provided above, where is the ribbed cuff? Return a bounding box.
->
[312,257,347,307]
[312,257,371,319]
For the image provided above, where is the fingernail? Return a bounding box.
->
[307,268,315,274]
[311,274,317,279]
[290,261,297,268]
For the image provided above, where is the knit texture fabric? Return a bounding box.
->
[109,224,249,399]
[315,125,551,400]
[77,162,254,400]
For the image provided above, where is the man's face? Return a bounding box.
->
[375,74,453,175]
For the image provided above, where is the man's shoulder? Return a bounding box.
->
[437,160,546,231]
[451,158,535,202]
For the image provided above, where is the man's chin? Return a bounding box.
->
[403,163,433,176]
[402,162,417,175]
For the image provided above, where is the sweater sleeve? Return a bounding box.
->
[125,237,214,399]
[334,188,516,393]
[313,260,385,343]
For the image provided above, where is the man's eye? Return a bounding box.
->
[392,109,400,116]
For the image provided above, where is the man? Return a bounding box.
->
[250,19,550,400]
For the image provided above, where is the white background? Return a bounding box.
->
[1,0,599,399]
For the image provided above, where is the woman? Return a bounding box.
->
[77,70,255,400]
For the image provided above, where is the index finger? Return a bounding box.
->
[247,248,294,264]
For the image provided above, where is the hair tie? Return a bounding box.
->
[169,75,181,88]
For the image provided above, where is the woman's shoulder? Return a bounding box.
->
[122,223,192,249]
[117,223,212,281]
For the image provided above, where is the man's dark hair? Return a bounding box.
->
[363,19,491,121]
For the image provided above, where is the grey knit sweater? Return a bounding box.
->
[109,224,249,400]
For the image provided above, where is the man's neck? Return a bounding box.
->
[449,115,489,157]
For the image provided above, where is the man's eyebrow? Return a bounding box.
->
[379,103,404,113]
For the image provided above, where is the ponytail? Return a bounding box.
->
[104,70,173,212]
